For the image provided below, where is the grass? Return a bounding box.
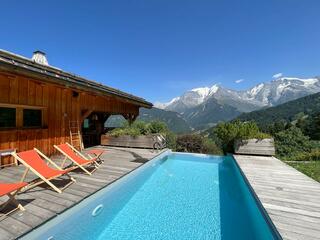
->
[287,161,320,182]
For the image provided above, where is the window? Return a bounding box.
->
[0,107,16,128]
[83,119,89,129]
[23,109,42,127]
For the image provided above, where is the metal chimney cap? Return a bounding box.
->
[32,50,48,66]
[33,50,46,55]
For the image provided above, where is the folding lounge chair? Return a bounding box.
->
[11,149,76,194]
[0,182,27,216]
[54,143,100,175]
[85,148,106,163]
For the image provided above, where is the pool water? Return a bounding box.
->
[22,152,280,240]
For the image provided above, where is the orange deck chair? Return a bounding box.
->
[85,148,106,163]
[54,143,100,175]
[11,149,76,194]
[0,182,27,216]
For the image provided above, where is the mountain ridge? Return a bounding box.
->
[155,77,320,113]
[236,91,320,128]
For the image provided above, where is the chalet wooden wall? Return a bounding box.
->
[0,71,140,165]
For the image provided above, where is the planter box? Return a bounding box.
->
[101,134,163,149]
[234,138,275,156]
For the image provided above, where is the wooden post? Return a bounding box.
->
[122,113,137,125]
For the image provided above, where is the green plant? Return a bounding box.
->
[175,134,222,155]
[202,138,223,155]
[109,127,141,137]
[212,120,270,153]
[165,131,177,151]
[286,150,320,162]
[109,120,169,138]
[131,121,150,135]
[148,121,168,134]
[176,134,203,153]
[288,161,320,182]
[274,127,312,159]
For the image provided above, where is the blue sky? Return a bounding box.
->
[1,0,320,103]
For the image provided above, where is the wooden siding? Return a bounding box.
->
[0,71,140,165]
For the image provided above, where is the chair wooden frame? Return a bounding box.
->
[85,149,105,163]
[11,149,76,194]
[0,184,26,218]
[54,143,99,176]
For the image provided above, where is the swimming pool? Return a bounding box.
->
[21,151,280,240]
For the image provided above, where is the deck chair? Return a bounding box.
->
[0,182,27,216]
[54,143,100,175]
[85,148,106,163]
[11,149,76,194]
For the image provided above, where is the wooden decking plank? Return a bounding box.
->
[18,194,66,213]
[0,216,31,236]
[0,146,161,240]
[268,213,320,232]
[18,201,56,220]
[234,154,320,240]
[0,227,14,240]
[10,210,44,228]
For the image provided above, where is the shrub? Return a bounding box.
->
[165,131,177,151]
[131,121,150,135]
[148,121,168,134]
[202,138,223,155]
[109,126,141,137]
[274,126,312,159]
[176,134,203,153]
[287,150,320,162]
[212,120,270,153]
[109,120,167,137]
[176,134,222,155]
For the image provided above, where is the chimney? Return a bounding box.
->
[32,50,49,65]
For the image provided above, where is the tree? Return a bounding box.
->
[212,120,269,153]
[303,113,320,140]
[274,127,312,159]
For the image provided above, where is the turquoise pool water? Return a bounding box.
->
[22,152,280,240]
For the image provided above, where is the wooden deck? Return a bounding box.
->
[234,155,320,240]
[0,147,163,240]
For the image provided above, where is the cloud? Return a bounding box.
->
[272,73,283,79]
[235,79,244,84]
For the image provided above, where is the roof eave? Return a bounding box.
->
[0,50,153,109]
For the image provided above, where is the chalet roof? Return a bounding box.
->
[0,49,152,108]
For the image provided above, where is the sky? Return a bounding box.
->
[1,0,320,103]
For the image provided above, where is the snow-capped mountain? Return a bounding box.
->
[156,77,320,114]
[154,84,220,112]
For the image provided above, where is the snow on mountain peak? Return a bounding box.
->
[154,76,320,112]
[191,87,210,96]
[274,77,318,84]
[154,97,180,109]
[209,84,219,95]
[300,78,318,86]
[191,84,219,96]
[248,83,264,97]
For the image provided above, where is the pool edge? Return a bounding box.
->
[232,154,283,240]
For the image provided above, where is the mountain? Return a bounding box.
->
[237,92,320,127]
[156,77,320,113]
[138,108,192,133]
[181,98,241,130]
[105,107,192,133]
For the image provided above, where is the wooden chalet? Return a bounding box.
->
[0,49,152,166]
